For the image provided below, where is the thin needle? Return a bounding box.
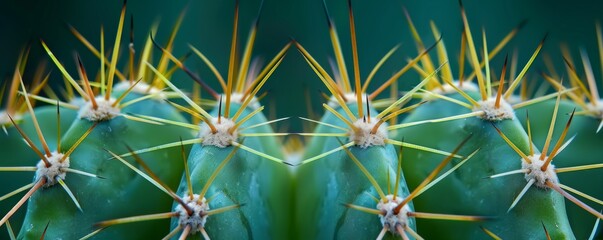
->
[347,0,363,119]
[225,0,240,119]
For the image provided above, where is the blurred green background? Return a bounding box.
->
[1,0,602,132]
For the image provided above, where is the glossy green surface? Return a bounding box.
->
[397,93,574,239]
[18,93,193,239]
[295,103,413,240]
[0,106,77,238]
[170,102,291,240]
[519,99,603,239]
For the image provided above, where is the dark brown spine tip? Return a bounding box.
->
[424,35,443,54]
[182,51,193,61]
[76,53,84,69]
[517,19,528,30]
[130,14,134,43]
[283,161,299,167]
[541,32,549,44]
[322,0,333,28]
[40,221,51,240]
[149,32,161,50]
[254,0,265,27]
[562,56,575,70]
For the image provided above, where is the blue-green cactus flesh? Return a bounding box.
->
[170,101,291,240]
[396,92,575,239]
[520,99,603,239]
[295,103,414,240]
[17,92,193,239]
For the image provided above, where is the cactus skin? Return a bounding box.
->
[396,92,574,239]
[17,92,193,239]
[170,102,291,239]
[295,103,413,240]
[0,106,77,238]
[520,99,603,239]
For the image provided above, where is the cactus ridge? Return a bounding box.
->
[4,1,603,239]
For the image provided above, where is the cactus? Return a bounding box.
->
[0,52,79,239]
[108,2,293,238]
[390,3,589,238]
[520,26,603,238]
[7,3,196,238]
[95,143,243,240]
[294,1,489,239]
[3,1,603,239]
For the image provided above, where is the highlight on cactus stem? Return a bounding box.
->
[4,0,603,239]
[394,1,579,238]
[487,93,603,236]
[339,136,486,240]
[85,143,242,239]
[12,1,196,238]
[0,49,79,239]
[520,22,603,238]
[0,74,99,236]
[117,1,293,238]
[293,0,472,239]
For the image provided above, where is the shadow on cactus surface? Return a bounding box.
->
[1,0,603,239]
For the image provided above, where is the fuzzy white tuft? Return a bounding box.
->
[377,194,410,234]
[327,93,367,108]
[78,97,120,122]
[429,81,479,96]
[224,93,261,110]
[586,100,603,119]
[35,151,69,187]
[113,81,167,100]
[175,194,209,233]
[349,117,388,148]
[198,117,238,148]
[474,97,515,121]
[0,111,17,126]
[523,154,559,188]
[68,97,87,108]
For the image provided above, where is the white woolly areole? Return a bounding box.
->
[327,93,367,108]
[429,81,479,96]
[522,154,559,188]
[377,194,410,234]
[349,117,388,148]
[586,100,603,119]
[68,97,87,108]
[175,194,209,233]
[78,97,120,122]
[0,111,18,126]
[0,111,8,125]
[506,95,523,105]
[224,93,260,110]
[198,117,237,148]
[114,81,166,100]
[474,97,515,121]
[35,151,69,187]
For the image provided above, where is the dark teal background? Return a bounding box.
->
[1,0,602,131]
